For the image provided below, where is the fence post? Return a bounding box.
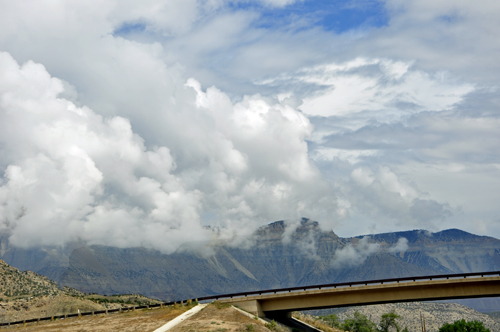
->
[105,309,108,315]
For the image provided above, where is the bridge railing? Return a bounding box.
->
[196,270,500,301]
[1,270,499,327]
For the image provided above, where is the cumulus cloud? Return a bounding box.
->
[0,52,206,251]
[0,0,499,245]
[0,52,339,251]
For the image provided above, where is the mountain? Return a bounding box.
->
[1,220,500,310]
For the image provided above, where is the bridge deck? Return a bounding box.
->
[215,273,500,317]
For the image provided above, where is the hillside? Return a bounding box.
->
[305,302,500,332]
[0,259,160,323]
[0,259,71,299]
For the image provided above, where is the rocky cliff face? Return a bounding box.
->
[1,220,500,310]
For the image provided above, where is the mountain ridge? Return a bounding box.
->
[1,221,499,312]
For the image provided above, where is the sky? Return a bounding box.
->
[0,0,499,253]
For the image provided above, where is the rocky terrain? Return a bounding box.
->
[0,258,81,301]
[1,220,500,311]
[305,302,500,332]
[0,259,161,323]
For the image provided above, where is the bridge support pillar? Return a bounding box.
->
[232,299,265,318]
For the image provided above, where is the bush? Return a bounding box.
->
[246,324,256,332]
[379,310,401,332]
[341,311,377,332]
[320,313,340,328]
[438,319,490,332]
[265,319,277,331]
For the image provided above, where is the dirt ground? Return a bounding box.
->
[2,303,275,332]
[2,304,193,332]
[169,303,270,332]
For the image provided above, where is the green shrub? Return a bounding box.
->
[438,319,490,332]
[341,311,377,332]
[320,313,340,328]
[379,310,401,332]
[265,319,277,331]
[246,324,256,332]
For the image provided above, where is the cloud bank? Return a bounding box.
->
[0,0,499,250]
[0,52,337,252]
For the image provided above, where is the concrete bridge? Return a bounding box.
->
[203,271,500,318]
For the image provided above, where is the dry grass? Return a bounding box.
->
[7,302,275,332]
[5,303,195,332]
[168,303,271,332]
[292,312,344,332]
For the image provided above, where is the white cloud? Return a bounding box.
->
[332,236,409,267]
[0,52,340,251]
[0,52,206,251]
[331,236,380,267]
[387,237,409,253]
[264,58,474,120]
[0,0,499,247]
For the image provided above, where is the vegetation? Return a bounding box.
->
[438,319,490,332]
[308,310,412,332]
[341,311,377,332]
[246,323,256,332]
[379,310,401,332]
[320,313,341,328]
[212,301,231,310]
[265,319,277,331]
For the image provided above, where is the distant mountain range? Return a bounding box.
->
[1,219,500,311]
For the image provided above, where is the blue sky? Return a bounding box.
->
[231,0,389,32]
